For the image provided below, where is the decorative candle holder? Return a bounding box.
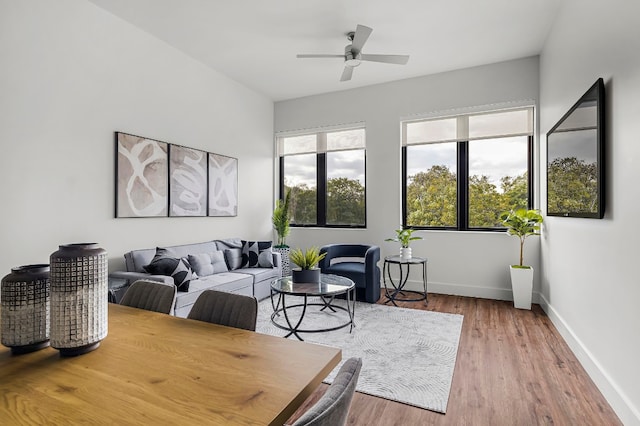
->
[50,243,108,356]
[1,264,51,354]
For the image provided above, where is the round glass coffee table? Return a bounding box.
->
[270,274,355,341]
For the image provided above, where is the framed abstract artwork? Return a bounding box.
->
[169,145,208,217]
[116,132,168,218]
[208,153,238,217]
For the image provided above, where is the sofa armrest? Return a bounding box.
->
[108,271,173,286]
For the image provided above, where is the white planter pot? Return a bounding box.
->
[400,247,412,260]
[509,265,533,310]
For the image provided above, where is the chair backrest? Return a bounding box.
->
[292,357,362,426]
[187,290,258,331]
[120,280,177,314]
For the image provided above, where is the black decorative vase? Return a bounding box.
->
[292,268,321,284]
[50,243,108,356]
[1,264,51,355]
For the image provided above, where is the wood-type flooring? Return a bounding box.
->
[286,294,621,425]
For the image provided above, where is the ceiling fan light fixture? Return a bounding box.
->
[345,50,361,67]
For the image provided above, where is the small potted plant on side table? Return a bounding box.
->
[290,247,326,283]
[500,208,543,310]
[385,227,422,260]
[272,189,292,277]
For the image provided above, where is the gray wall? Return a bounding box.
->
[0,0,274,274]
[539,0,640,423]
[275,56,541,301]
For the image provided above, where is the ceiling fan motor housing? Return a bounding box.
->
[345,45,362,67]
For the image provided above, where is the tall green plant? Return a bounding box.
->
[272,189,291,248]
[500,208,543,267]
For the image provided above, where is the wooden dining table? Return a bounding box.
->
[0,304,341,425]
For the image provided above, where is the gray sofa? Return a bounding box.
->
[109,239,281,317]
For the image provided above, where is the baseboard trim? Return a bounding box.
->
[394,279,543,304]
[538,294,640,425]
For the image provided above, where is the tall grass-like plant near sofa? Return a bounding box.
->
[272,189,292,277]
[500,208,543,310]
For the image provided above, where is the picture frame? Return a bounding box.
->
[208,153,238,217]
[169,145,208,217]
[115,132,168,218]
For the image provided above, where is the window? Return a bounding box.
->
[402,108,533,230]
[278,128,366,227]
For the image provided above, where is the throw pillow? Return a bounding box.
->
[188,251,229,276]
[144,248,192,292]
[224,248,243,270]
[241,240,273,268]
[257,248,274,268]
[210,250,229,273]
[188,253,215,277]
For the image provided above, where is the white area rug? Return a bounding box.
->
[256,297,463,413]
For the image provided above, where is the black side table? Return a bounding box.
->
[383,255,428,306]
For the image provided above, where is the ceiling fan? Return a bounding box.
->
[297,24,410,82]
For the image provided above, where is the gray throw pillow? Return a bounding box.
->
[224,248,243,270]
[257,249,274,268]
[188,253,215,277]
[210,250,229,273]
[189,251,229,276]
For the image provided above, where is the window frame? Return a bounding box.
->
[402,108,534,232]
[278,127,367,229]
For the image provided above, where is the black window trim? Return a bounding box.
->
[278,131,367,229]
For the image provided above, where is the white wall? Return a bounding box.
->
[0,0,274,274]
[275,57,541,301]
[540,1,640,423]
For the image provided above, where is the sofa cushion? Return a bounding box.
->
[324,262,366,288]
[174,272,253,311]
[236,267,279,284]
[188,251,228,277]
[241,240,272,268]
[143,248,193,292]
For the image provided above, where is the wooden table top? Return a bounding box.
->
[0,304,341,425]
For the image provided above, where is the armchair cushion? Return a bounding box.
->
[319,244,381,303]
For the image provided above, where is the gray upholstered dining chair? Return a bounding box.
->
[119,279,177,315]
[187,290,258,331]
[291,357,362,426]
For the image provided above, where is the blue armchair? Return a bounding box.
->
[319,244,381,303]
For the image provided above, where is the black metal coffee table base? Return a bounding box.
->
[270,274,356,341]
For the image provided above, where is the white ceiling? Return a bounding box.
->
[88,0,562,101]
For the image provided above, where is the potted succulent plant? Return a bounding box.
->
[500,208,543,310]
[290,247,326,283]
[272,189,292,276]
[385,227,422,260]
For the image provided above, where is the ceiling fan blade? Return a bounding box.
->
[360,54,410,65]
[297,54,345,59]
[351,25,373,53]
[340,66,353,82]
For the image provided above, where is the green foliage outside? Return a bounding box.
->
[548,157,598,213]
[406,165,528,228]
[286,177,365,226]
